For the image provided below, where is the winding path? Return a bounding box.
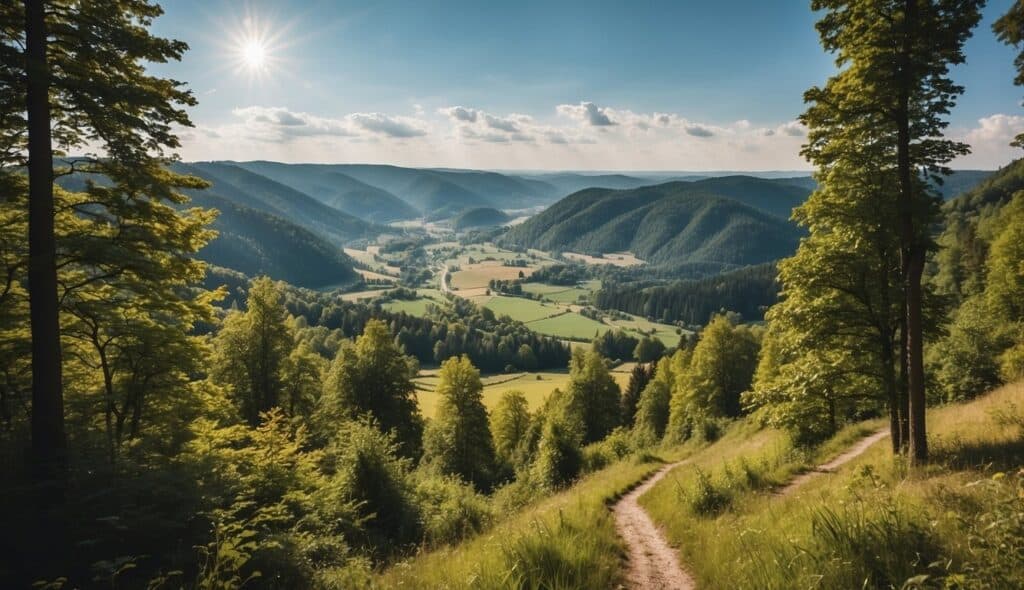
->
[774,429,889,497]
[612,461,696,590]
[611,428,890,589]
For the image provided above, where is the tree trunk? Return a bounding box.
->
[882,335,901,453]
[898,0,927,465]
[25,0,66,476]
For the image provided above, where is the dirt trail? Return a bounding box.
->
[774,429,889,496]
[612,429,889,589]
[612,461,696,590]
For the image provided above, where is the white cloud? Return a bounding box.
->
[951,114,1024,168]
[556,101,616,126]
[183,102,818,170]
[229,106,428,140]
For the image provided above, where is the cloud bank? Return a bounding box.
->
[178,102,1021,170]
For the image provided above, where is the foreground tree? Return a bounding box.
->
[0,0,200,474]
[804,0,982,463]
[316,318,423,457]
[562,348,621,444]
[422,355,496,490]
[211,277,294,425]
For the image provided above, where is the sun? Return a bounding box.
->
[242,39,267,70]
[222,12,288,82]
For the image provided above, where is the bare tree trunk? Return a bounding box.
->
[25,0,66,476]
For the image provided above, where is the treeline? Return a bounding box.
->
[593,263,779,326]
[243,283,573,374]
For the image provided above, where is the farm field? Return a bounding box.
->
[343,247,401,276]
[339,288,389,302]
[450,261,534,290]
[521,280,600,304]
[481,295,561,323]
[526,311,609,341]
[381,288,447,316]
[604,313,685,346]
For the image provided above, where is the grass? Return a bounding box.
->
[603,313,684,347]
[526,312,609,341]
[639,381,1024,589]
[483,296,561,323]
[414,369,632,419]
[374,446,695,590]
[520,281,600,304]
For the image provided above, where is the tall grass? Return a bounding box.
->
[640,380,1024,590]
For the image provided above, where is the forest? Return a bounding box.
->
[1,1,1024,590]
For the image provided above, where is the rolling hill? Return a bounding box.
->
[500,178,807,268]
[453,207,512,230]
[177,162,379,244]
[193,193,358,288]
[232,161,420,223]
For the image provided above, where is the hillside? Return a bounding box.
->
[178,162,379,244]
[501,179,805,268]
[190,193,358,288]
[233,161,420,222]
[453,207,512,229]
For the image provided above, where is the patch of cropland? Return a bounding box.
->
[501,177,807,268]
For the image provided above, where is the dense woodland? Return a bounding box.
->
[1,1,1024,589]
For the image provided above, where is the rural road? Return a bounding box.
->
[612,428,890,589]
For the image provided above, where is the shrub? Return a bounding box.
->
[678,468,731,516]
[412,474,493,547]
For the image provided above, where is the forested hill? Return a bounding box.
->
[934,158,1024,301]
[231,161,563,219]
[232,161,421,223]
[192,193,358,288]
[499,178,807,268]
[176,162,380,244]
[453,207,512,229]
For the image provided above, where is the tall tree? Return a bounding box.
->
[562,348,621,444]
[422,355,496,490]
[211,277,294,425]
[0,0,198,472]
[316,318,423,458]
[805,0,982,463]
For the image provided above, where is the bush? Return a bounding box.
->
[533,419,583,489]
[678,468,731,516]
[581,427,634,472]
[412,474,493,547]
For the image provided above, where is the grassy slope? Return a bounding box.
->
[641,381,1024,589]
[374,447,696,590]
[378,382,1024,589]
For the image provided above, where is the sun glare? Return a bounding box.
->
[222,11,290,82]
[242,39,267,70]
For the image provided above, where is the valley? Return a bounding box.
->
[5,3,1024,589]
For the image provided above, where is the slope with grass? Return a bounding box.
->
[639,381,1024,589]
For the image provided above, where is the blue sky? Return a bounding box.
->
[152,0,1023,170]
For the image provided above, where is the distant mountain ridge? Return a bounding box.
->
[500,177,810,268]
